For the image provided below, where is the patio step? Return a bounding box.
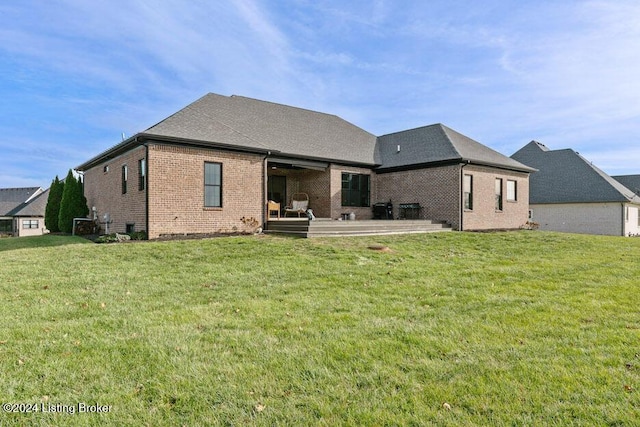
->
[265,219,452,238]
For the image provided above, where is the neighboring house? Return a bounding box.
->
[511,141,640,236]
[0,187,49,237]
[76,93,533,239]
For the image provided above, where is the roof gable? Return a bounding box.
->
[511,142,640,204]
[0,187,44,216]
[143,93,378,165]
[7,188,49,217]
[376,124,534,172]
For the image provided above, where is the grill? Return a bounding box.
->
[372,201,393,219]
[399,203,421,219]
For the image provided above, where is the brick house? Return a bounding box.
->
[76,93,534,238]
[511,141,640,236]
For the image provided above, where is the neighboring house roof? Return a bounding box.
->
[7,188,49,217]
[0,187,45,216]
[376,124,535,173]
[612,175,640,196]
[511,141,640,204]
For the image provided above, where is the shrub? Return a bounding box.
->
[44,176,64,232]
[58,170,89,233]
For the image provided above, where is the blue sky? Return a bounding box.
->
[1,0,639,188]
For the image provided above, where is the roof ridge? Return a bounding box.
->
[229,94,347,122]
[438,124,466,158]
[377,123,442,138]
[0,186,41,192]
[574,152,640,203]
[147,93,271,150]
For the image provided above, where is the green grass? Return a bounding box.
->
[0,231,638,426]
[0,234,90,252]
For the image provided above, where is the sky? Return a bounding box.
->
[1,0,639,189]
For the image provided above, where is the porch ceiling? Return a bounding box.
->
[268,157,328,171]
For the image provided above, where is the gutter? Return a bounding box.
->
[76,135,140,171]
[375,158,537,175]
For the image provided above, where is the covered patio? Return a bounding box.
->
[264,157,452,236]
[265,157,377,221]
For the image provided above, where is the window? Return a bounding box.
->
[103,165,109,173]
[341,173,370,207]
[626,207,629,221]
[507,180,517,202]
[204,162,222,207]
[22,219,39,229]
[122,165,128,194]
[463,174,473,210]
[126,223,135,234]
[0,219,13,233]
[138,158,146,191]
[495,178,503,211]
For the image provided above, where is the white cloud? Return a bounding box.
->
[1,0,639,185]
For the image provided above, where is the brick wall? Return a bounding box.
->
[268,168,331,217]
[147,144,264,238]
[330,165,375,220]
[375,164,530,230]
[83,142,530,236]
[83,146,147,235]
[375,165,461,228]
[461,165,530,230]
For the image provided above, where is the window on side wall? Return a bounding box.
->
[495,178,503,211]
[22,220,39,229]
[507,180,517,202]
[122,165,128,194]
[138,158,146,191]
[341,173,370,207]
[463,174,473,210]
[204,162,222,207]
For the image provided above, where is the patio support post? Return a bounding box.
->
[263,153,269,228]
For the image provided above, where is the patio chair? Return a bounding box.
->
[284,193,309,217]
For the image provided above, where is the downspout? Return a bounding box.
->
[145,142,149,238]
[460,161,470,231]
[263,152,271,230]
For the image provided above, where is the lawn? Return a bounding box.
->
[0,231,638,426]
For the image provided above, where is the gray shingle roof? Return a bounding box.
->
[0,187,45,216]
[7,188,49,217]
[612,175,640,196]
[143,93,378,165]
[511,141,640,204]
[376,124,535,172]
[77,93,533,175]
